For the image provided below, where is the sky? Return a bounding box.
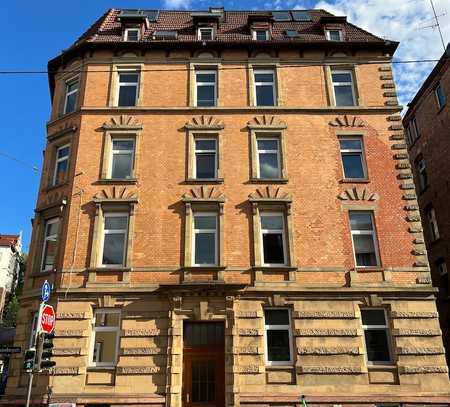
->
[0,0,448,251]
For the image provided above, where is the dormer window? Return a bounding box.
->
[198,27,214,41]
[124,28,140,41]
[326,29,343,41]
[253,30,269,41]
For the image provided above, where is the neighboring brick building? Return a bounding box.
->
[403,44,450,368]
[3,8,450,407]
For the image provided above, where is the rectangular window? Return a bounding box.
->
[53,144,70,186]
[254,30,269,40]
[436,258,448,276]
[417,158,428,191]
[101,213,129,267]
[426,207,440,241]
[198,27,213,41]
[435,83,446,109]
[331,69,356,106]
[260,213,286,266]
[41,218,60,272]
[256,137,281,179]
[124,28,140,41]
[254,69,276,106]
[326,29,342,41]
[339,137,367,179]
[193,213,217,266]
[264,309,293,365]
[63,78,79,114]
[194,138,217,179]
[361,309,392,364]
[409,117,420,143]
[110,138,135,179]
[195,70,217,107]
[90,310,120,367]
[117,71,139,107]
[349,211,380,267]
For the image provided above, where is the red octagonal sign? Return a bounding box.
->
[40,304,56,334]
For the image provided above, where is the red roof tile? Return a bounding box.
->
[0,235,19,247]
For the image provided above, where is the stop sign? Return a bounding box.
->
[40,304,56,334]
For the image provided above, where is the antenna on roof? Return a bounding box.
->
[417,0,447,52]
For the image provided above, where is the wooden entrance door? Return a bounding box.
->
[183,322,225,407]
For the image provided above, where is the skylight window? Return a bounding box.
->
[285,30,299,38]
[272,11,292,21]
[291,10,311,21]
[153,30,178,40]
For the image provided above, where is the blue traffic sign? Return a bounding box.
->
[41,280,51,302]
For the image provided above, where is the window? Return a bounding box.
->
[63,78,79,114]
[349,211,380,267]
[331,70,356,106]
[406,117,420,146]
[110,139,135,179]
[90,310,120,367]
[361,309,392,364]
[41,218,60,272]
[260,213,287,266]
[52,144,70,186]
[101,213,129,267]
[253,30,269,40]
[436,258,448,276]
[339,137,367,179]
[195,70,217,107]
[426,207,440,241]
[326,29,343,41]
[435,83,446,109]
[254,69,276,106]
[124,28,140,41]
[117,71,139,107]
[256,137,281,179]
[416,158,428,191]
[264,309,293,365]
[192,213,217,266]
[194,138,217,179]
[198,27,214,41]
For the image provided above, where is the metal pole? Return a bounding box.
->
[25,371,33,407]
[430,0,446,52]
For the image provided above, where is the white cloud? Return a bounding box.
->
[313,0,450,106]
[163,0,191,9]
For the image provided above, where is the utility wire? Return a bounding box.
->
[0,151,39,172]
[0,58,442,75]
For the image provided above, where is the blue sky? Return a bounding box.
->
[1,0,448,251]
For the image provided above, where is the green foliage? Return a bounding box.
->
[2,295,19,328]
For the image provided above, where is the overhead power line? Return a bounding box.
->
[0,151,39,172]
[0,58,442,75]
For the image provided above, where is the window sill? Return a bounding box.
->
[265,364,294,370]
[437,103,446,114]
[87,366,117,371]
[340,178,370,184]
[29,269,55,278]
[46,181,69,192]
[250,178,289,184]
[367,364,396,371]
[89,267,131,272]
[253,266,297,272]
[185,178,224,184]
[183,266,227,271]
[95,178,138,185]
[354,266,383,271]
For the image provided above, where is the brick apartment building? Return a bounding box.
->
[3,8,450,407]
[403,44,450,368]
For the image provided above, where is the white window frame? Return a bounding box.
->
[409,117,420,143]
[256,137,281,179]
[349,211,380,268]
[63,77,79,114]
[263,308,294,366]
[417,158,427,191]
[361,308,393,366]
[52,144,70,186]
[253,29,269,40]
[192,212,218,267]
[41,217,59,272]
[100,212,129,268]
[339,136,367,180]
[116,70,140,107]
[109,138,135,179]
[124,27,140,41]
[326,29,343,41]
[435,83,446,109]
[331,69,356,106]
[194,137,218,179]
[427,207,440,241]
[195,69,217,107]
[260,212,287,267]
[198,27,214,41]
[89,309,121,368]
[254,69,277,107]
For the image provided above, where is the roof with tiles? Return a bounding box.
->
[0,235,20,248]
[71,8,387,45]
